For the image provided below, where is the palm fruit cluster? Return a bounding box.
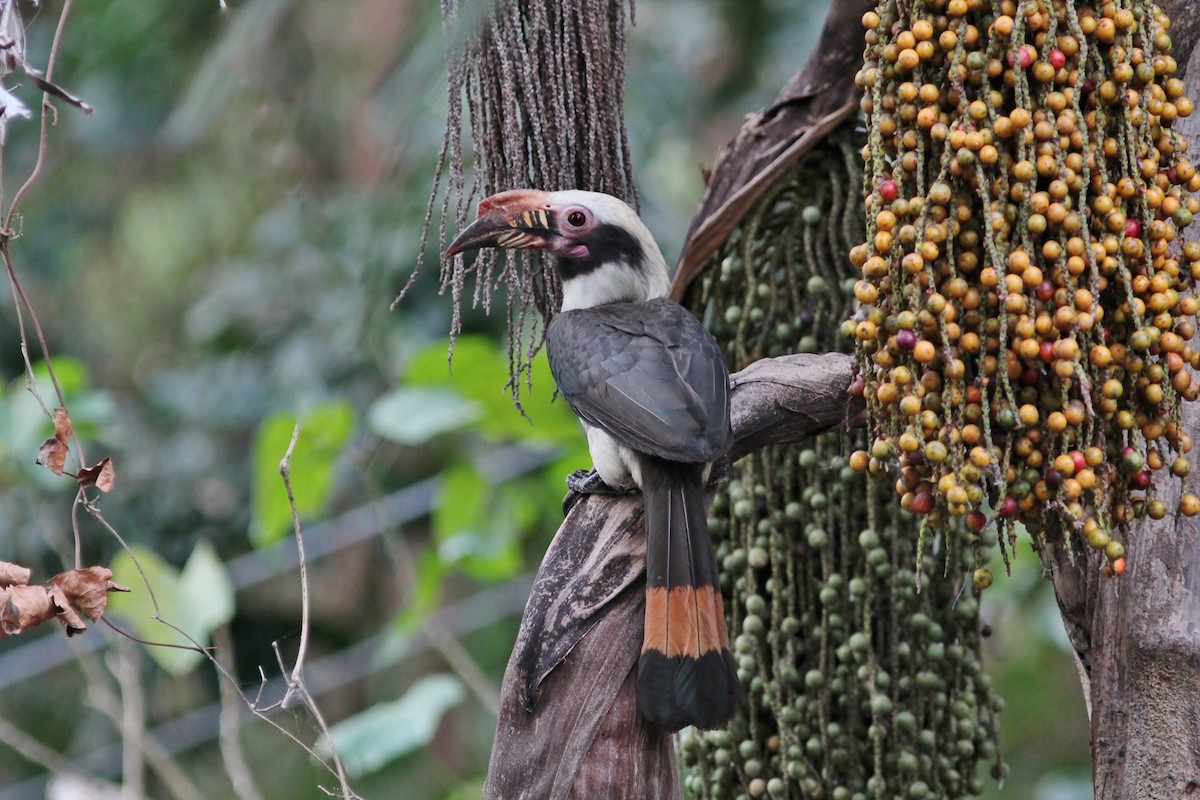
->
[849,0,1200,575]
[679,131,1003,799]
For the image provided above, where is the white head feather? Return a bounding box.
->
[544,190,672,311]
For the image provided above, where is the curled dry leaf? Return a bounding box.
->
[36,409,76,477]
[0,567,127,638]
[0,584,59,637]
[0,559,31,587]
[47,585,87,635]
[53,407,73,444]
[49,566,129,623]
[77,456,116,492]
[28,74,95,115]
[35,435,66,475]
[1,595,19,635]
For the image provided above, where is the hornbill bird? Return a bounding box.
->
[445,189,740,731]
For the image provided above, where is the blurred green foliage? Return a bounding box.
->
[107,540,235,674]
[251,402,354,546]
[0,0,1089,797]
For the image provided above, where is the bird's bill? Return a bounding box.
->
[443,190,557,258]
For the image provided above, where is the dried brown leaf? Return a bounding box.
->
[49,566,128,622]
[53,407,73,444]
[77,457,116,492]
[47,585,87,635]
[0,560,31,587]
[36,435,67,475]
[0,585,59,637]
[28,74,95,116]
[0,595,19,635]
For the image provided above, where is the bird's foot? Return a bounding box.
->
[562,469,635,515]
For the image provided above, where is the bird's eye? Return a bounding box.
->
[565,209,588,228]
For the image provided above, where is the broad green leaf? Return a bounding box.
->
[107,543,233,675]
[406,336,508,391]
[432,462,521,581]
[367,386,478,445]
[432,462,487,544]
[396,548,445,632]
[325,673,465,777]
[405,336,580,446]
[251,401,354,546]
[29,357,89,398]
[177,539,235,637]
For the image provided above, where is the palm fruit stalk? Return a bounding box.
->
[849,0,1200,577]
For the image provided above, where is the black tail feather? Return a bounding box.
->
[637,457,740,731]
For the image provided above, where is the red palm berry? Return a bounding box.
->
[1131,469,1153,490]
[912,492,936,515]
[998,496,1019,517]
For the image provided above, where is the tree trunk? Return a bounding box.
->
[483,354,859,800]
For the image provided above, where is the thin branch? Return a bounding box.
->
[279,424,311,694]
[364,467,502,715]
[83,499,191,645]
[277,423,356,799]
[72,488,84,569]
[426,622,501,715]
[78,649,206,800]
[109,642,146,800]
[4,0,75,230]
[213,625,267,800]
[0,713,80,777]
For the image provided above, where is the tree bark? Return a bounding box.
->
[1049,397,1200,800]
[483,354,858,800]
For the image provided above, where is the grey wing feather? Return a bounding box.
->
[547,297,731,464]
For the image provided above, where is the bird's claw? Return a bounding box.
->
[561,469,635,515]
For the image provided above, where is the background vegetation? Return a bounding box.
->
[0,1,1089,798]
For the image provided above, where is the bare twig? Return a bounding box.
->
[0,0,87,498]
[83,500,193,645]
[214,626,267,800]
[277,423,357,799]
[279,424,311,697]
[368,473,501,715]
[110,641,146,800]
[78,651,206,800]
[4,0,75,230]
[0,713,79,777]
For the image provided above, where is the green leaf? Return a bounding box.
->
[366,386,479,445]
[395,548,445,632]
[405,336,580,446]
[251,401,354,547]
[432,462,487,544]
[178,539,235,636]
[431,462,523,580]
[443,777,487,800]
[29,356,89,398]
[0,359,115,482]
[106,541,235,675]
[325,673,465,777]
[406,336,508,391]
